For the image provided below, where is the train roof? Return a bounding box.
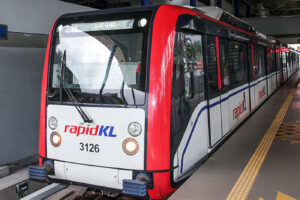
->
[59,4,282,46]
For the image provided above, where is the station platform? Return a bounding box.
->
[170,72,300,200]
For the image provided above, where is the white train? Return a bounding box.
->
[28,5,300,199]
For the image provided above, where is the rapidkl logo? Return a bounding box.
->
[233,92,247,120]
[259,86,266,99]
[64,125,116,137]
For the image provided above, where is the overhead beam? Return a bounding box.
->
[272,7,300,11]
[244,15,300,38]
[267,33,300,38]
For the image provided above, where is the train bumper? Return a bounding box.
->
[123,173,151,197]
[123,179,148,197]
[28,160,54,181]
[28,165,47,181]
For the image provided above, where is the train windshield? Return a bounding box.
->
[48,12,151,105]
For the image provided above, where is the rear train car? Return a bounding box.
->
[28,5,300,199]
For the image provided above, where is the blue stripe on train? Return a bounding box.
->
[180,77,269,173]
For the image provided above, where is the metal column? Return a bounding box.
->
[217,0,222,8]
[247,5,250,17]
[190,0,196,6]
[141,0,149,6]
[234,0,239,17]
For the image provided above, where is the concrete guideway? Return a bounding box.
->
[20,183,66,200]
[170,72,300,200]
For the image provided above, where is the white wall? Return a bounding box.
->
[0,0,95,34]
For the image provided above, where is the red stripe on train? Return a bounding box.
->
[216,36,222,90]
[39,19,58,165]
[146,5,198,199]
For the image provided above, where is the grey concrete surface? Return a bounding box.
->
[0,0,95,167]
[0,166,9,178]
[170,72,300,200]
[0,167,47,200]
[0,47,45,165]
[0,168,28,190]
[20,183,66,200]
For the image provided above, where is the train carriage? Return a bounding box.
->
[28,4,300,199]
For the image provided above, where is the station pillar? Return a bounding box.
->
[234,0,239,17]
[217,0,222,8]
[190,0,196,6]
[141,0,149,6]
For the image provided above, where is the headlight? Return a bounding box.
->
[138,18,147,27]
[122,138,139,155]
[50,132,61,147]
[48,117,58,130]
[128,122,142,137]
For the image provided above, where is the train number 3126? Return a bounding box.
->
[79,143,100,153]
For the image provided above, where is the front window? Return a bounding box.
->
[48,12,151,105]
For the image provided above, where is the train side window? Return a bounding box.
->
[267,48,272,74]
[206,36,219,98]
[219,39,231,91]
[254,45,266,78]
[227,40,247,86]
[272,50,276,72]
[173,32,204,101]
[259,47,266,77]
[183,37,194,99]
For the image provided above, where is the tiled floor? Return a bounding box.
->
[170,72,300,200]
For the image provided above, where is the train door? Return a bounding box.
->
[251,45,267,108]
[171,31,208,178]
[219,39,231,136]
[250,44,257,110]
[277,50,283,85]
[282,52,287,82]
[206,36,222,146]
[256,46,267,105]
[266,48,273,95]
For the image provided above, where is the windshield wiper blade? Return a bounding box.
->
[131,88,136,106]
[99,45,118,102]
[63,87,93,123]
[58,50,93,123]
[120,81,128,105]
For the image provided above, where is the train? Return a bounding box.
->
[28,4,300,199]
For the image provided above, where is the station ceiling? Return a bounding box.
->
[262,0,300,16]
[60,0,300,44]
[60,0,139,9]
[60,0,300,16]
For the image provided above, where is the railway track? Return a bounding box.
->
[44,185,140,200]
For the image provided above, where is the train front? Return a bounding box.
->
[30,10,155,198]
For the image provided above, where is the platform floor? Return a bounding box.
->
[170,72,300,200]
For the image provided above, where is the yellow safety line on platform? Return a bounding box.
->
[226,80,300,200]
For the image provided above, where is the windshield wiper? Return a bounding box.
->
[99,45,117,102]
[131,88,136,106]
[120,81,128,105]
[58,50,93,123]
